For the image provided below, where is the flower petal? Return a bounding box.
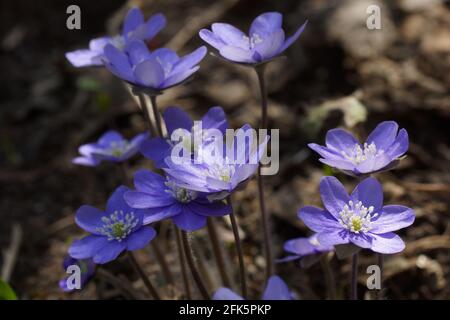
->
[124,191,174,209]
[103,44,134,82]
[325,128,360,153]
[262,275,292,300]
[163,106,193,135]
[202,106,228,133]
[69,235,108,260]
[142,13,166,40]
[140,138,171,168]
[75,205,105,234]
[366,121,399,151]
[213,288,244,300]
[283,238,316,256]
[386,128,409,159]
[142,204,182,225]
[123,7,144,38]
[219,45,256,63]
[308,143,346,160]
[172,206,207,231]
[319,176,351,218]
[106,186,134,215]
[253,29,285,61]
[72,156,99,167]
[133,169,168,193]
[369,232,405,254]
[171,46,207,75]
[125,40,152,65]
[98,130,123,147]
[371,205,415,234]
[279,20,308,52]
[350,177,383,212]
[349,233,373,249]
[298,205,340,233]
[249,12,283,37]
[199,29,226,50]
[188,201,231,217]
[317,229,350,247]
[126,227,156,251]
[65,49,102,68]
[211,23,248,48]
[161,66,200,89]
[93,241,126,264]
[133,57,165,88]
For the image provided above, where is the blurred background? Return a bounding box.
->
[0,0,449,299]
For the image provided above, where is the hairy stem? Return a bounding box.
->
[175,228,192,299]
[181,231,210,299]
[207,218,231,288]
[128,252,161,300]
[137,94,156,136]
[350,253,359,300]
[254,66,273,279]
[228,196,248,298]
[149,95,163,137]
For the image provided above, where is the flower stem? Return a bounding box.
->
[137,93,156,136]
[181,231,210,299]
[227,196,248,298]
[128,252,161,300]
[378,253,384,300]
[350,253,359,300]
[151,241,175,286]
[206,218,232,288]
[149,95,164,137]
[254,65,273,280]
[320,253,337,300]
[175,228,192,299]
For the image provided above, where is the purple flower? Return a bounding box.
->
[103,39,206,91]
[163,124,268,199]
[298,176,415,254]
[124,169,231,231]
[199,12,307,65]
[59,256,96,292]
[278,234,333,267]
[140,106,228,167]
[66,8,166,67]
[213,275,293,300]
[69,186,157,264]
[309,121,409,176]
[73,130,148,167]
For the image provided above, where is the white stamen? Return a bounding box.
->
[96,210,139,241]
[165,180,197,203]
[338,201,377,233]
[341,142,384,165]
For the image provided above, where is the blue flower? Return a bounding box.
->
[308,121,409,176]
[213,275,294,300]
[278,234,333,267]
[73,130,148,167]
[124,169,231,231]
[140,106,228,167]
[69,186,157,264]
[299,176,415,254]
[59,256,96,292]
[103,40,206,91]
[162,124,268,199]
[199,12,307,65]
[66,8,166,68]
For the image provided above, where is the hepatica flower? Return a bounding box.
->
[199,12,307,65]
[163,124,268,199]
[278,234,333,267]
[140,106,228,167]
[59,256,96,292]
[213,275,293,300]
[103,39,206,91]
[66,8,166,67]
[309,121,409,176]
[299,176,415,254]
[73,130,148,167]
[69,186,157,264]
[124,169,231,231]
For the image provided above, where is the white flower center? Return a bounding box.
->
[341,142,384,165]
[338,200,378,233]
[96,210,139,241]
[242,33,263,49]
[165,180,197,203]
[110,35,126,50]
[107,141,130,157]
[207,161,235,182]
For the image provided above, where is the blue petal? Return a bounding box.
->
[386,128,408,159]
[366,121,399,152]
[97,130,124,147]
[140,138,171,167]
[201,106,228,133]
[262,275,293,300]
[369,232,405,254]
[161,66,200,89]
[298,206,340,233]
[163,106,193,135]
[142,204,182,224]
[371,205,415,234]
[123,7,144,38]
[219,46,256,63]
[69,235,108,260]
[126,227,156,251]
[212,288,244,300]
[124,191,174,209]
[211,23,248,49]
[279,20,307,52]
[319,176,351,218]
[134,57,165,88]
[75,205,105,234]
[106,186,135,215]
[172,206,207,231]
[65,49,102,68]
[133,169,167,194]
[125,40,152,65]
[249,12,283,37]
[253,29,285,61]
[188,201,231,217]
[325,128,360,153]
[93,241,126,264]
[171,46,207,75]
[199,29,226,50]
[103,44,134,83]
[350,177,383,212]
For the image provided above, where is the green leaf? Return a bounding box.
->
[76,76,102,92]
[0,279,18,300]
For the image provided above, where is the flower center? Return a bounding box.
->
[107,141,130,157]
[242,33,263,49]
[338,200,378,233]
[207,162,235,182]
[341,142,383,165]
[110,35,125,50]
[165,180,197,203]
[96,210,139,241]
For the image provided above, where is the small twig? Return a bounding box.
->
[1,223,22,282]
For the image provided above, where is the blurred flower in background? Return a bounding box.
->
[59,256,96,292]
